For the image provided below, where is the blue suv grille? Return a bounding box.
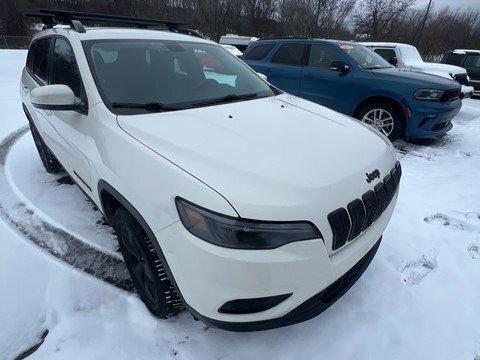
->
[329,161,401,250]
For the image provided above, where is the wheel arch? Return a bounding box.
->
[353,95,407,135]
[97,179,187,306]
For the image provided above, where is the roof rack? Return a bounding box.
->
[24,9,205,38]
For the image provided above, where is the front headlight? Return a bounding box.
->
[175,197,322,249]
[414,89,444,101]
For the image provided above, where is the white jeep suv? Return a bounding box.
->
[20,11,401,331]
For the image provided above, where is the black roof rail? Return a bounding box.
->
[24,9,205,38]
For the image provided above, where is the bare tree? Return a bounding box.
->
[354,0,416,40]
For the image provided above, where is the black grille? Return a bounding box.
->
[453,73,469,86]
[440,88,461,102]
[347,199,366,241]
[328,161,402,251]
[328,208,351,250]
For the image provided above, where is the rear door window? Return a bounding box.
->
[244,44,275,61]
[307,45,344,69]
[272,43,307,66]
[50,37,84,100]
[32,37,52,83]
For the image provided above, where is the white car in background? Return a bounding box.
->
[361,42,474,98]
[220,44,243,57]
[219,34,258,52]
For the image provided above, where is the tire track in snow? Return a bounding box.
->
[0,126,133,292]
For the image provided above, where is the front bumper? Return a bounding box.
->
[156,191,397,330]
[406,98,461,139]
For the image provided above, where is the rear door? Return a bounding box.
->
[463,53,480,89]
[263,43,307,95]
[299,43,353,112]
[47,36,91,192]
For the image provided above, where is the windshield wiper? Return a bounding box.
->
[191,93,259,108]
[111,102,182,112]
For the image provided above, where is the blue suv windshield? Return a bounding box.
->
[339,44,393,70]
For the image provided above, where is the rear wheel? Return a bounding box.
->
[28,121,63,173]
[113,207,184,318]
[358,103,403,141]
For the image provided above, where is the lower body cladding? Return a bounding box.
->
[156,192,398,331]
[407,98,461,139]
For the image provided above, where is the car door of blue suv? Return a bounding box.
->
[299,42,355,113]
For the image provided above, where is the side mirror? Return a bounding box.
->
[330,61,350,73]
[31,85,83,111]
[388,57,398,66]
[256,72,268,82]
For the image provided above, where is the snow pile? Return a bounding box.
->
[0,50,479,359]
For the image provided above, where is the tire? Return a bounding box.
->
[28,121,63,173]
[357,102,403,141]
[113,207,184,318]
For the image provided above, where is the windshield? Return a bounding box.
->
[83,40,275,114]
[339,44,393,70]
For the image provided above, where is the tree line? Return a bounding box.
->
[2,0,480,59]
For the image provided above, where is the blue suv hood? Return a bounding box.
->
[370,68,459,89]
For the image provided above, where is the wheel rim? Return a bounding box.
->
[120,226,158,305]
[361,108,395,137]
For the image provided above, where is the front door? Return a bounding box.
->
[47,36,91,192]
[299,44,353,112]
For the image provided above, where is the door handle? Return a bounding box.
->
[45,110,53,116]
[265,67,272,72]
[303,73,314,78]
[21,84,28,92]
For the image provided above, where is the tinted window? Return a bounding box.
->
[464,54,480,69]
[273,43,306,66]
[373,48,397,63]
[307,45,344,69]
[244,44,275,61]
[33,37,52,83]
[83,40,275,115]
[26,42,36,71]
[340,44,391,69]
[50,38,83,99]
[443,53,464,66]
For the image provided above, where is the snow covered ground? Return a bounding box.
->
[1,49,479,359]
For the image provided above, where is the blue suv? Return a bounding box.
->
[243,39,462,140]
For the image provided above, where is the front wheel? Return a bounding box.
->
[113,207,184,318]
[357,103,403,141]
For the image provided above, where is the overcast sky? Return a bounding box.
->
[416,0,480,11]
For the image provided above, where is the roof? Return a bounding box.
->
[452,49,480,54]
[32,26,213,44]
[253,38,357,45]
[359,42,413,49]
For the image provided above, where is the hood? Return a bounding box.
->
[117,94,395,224]
[410,61,466,77]
[370,67,459,89]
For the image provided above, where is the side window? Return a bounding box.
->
[373,48,397,63]
[464,54,480,69]
[32,37,52,83]
[50,38,84,100]
[272,43,306,66]
[244,44,275,61]
[26,41,36,72]
[443,53,464,66]
[307,45,344,69]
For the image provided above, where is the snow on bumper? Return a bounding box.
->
[155,192,398,325]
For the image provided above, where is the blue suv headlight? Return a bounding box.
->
[414,89,444,101]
